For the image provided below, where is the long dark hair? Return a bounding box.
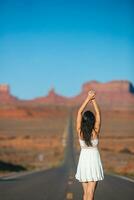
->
[80,110,96,146]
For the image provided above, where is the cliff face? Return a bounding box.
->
[71,80,134,109]
[0,84,18,103]
[0,84,10,93]
[33,88,69,104]
[82,80,134,93]
[0,80,134,110]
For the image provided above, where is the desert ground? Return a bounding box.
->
[73,108,134,179]
[0,103,134,180]
[0,104,69,176]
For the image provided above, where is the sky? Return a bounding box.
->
[0,0,134,99]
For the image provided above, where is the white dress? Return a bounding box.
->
[75,137,104,182]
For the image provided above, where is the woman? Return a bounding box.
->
[75,90,104,200]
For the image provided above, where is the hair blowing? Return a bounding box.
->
[80,110,96,146]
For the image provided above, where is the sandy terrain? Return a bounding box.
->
[0,103,134,180]
[0,105,69,175]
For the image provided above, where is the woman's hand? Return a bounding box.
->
[87,90,96,101]
[77,90,96,115]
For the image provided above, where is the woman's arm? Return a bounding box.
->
[76,91,95,137]
[91,99,101,135]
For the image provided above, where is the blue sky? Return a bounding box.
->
[0,0,134,99]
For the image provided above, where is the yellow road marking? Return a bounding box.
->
[68,180,73,185]
[66,192,73,199]
[69,175,73,179]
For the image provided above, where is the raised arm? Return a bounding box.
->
[91,99,101,135]
[76,91,95,138]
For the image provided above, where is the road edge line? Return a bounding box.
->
[105,172,134,183]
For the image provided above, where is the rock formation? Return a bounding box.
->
[33,88,69,104]
[0,84,18,103]
[0,80,134,109]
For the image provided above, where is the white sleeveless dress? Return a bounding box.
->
[75,137,104,182]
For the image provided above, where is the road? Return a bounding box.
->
[0,115,134,200]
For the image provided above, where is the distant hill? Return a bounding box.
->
[68,80,134,110]
[0,80,134,110]
[0,84,18,103]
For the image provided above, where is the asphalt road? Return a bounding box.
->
[0,115,134,200]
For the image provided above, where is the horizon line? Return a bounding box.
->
[0,79,134,101]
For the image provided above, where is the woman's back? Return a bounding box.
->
[79,130,99,148]
[79,137,99,148]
